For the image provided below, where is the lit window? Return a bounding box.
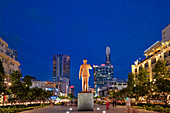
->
[2,58,4,62]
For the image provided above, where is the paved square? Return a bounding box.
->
[20,105,159,113]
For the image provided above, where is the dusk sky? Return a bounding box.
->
[0,0,170,94]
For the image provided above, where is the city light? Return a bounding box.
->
[97,108,100,110]
[69,108,72,110]
[8,82,12,86]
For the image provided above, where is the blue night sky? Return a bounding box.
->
[0,0,170,95]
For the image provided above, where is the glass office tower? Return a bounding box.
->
[93,64,113,86]
[53,54,70,82]
[93,46,113,89]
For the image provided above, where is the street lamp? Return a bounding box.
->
[8,82,11,86]
[134,84,136,99]
[2,92,4,106]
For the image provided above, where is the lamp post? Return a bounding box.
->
[2,92,4,106]
[134,84,136,101]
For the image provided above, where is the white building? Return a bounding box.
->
[98,80,127,97]
[131,24,170,81]
[31,81,69,97]
[0,38,20,84]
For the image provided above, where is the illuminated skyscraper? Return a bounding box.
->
[93,64,113,86]
[105,46,111,65]
[53,54,70,82]
[93,46,113,95]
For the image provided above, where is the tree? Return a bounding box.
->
[9,71,23,103]
[10,70,22,83]
[127,73,135,87]
[68,93,75,100]
[127,73,136,98]
[0,59,6,92]
[135,68,149,102]
[23,75,32,87]
[0,60,6,106]
[137,68,149,85]
[152,60,170,106]
[152,60,167,79]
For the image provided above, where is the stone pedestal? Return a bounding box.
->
[78,92,93,111]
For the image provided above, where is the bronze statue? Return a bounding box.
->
[79,59,92,92]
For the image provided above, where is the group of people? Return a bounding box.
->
[106,98,117,110]
[105,98,138,113]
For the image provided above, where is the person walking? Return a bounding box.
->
[126,97,131,113]
[132,103,138,113]
[113,98,117,107]
[106,101,109,110]
[75,99,77,106]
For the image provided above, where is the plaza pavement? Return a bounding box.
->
[20,105,159,113]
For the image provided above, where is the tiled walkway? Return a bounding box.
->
[20,105,159,113]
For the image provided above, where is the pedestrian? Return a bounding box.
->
[132,103,138,113]
[75,99,77,106]
[113,98,117,107]
[114,99,117,107]
[126,97,131,113]
[106,101,109,110]
[71,100,73,106]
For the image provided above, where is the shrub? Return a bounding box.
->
[55,102,61,105]
[165,108,170,113]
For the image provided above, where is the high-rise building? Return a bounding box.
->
[70,86,74,96]
[93,46,113,95]
[93,64,113,86]
[131,24,170,81]
[105,46,111,65]
[53,54,70,82]
[0,38,21,84]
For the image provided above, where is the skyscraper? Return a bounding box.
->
[93,64,113,86]
[53,54,70,82]
[93,46,113,94]
[105,46,111,65]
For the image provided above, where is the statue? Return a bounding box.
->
[79,59,92,92]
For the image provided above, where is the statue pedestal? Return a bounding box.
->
[78,92,93,111]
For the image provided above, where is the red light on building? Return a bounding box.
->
[70,86,74,88]
[101,64,105,66]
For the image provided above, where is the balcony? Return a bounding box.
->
[166,62,170,66]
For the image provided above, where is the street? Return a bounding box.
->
[20,105,159,113]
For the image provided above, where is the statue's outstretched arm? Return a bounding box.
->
[89,65,92,69]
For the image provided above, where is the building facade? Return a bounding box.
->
[0,38,20,84]
[31,81,69,96]
[93,64,113,86]
[99,80,127,97]
[53,54,70,82]
[131,24,170,81]
[93,46,113,95]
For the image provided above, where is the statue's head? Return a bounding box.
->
[83,59,87,64]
